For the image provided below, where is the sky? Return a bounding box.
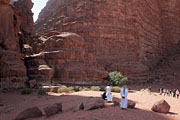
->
[32,0,48,22]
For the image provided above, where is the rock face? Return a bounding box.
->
[151,99,170,113]
[0,0,32,88]
[1,0,180,88]
[13,0,34,55]
[35,0,180,84]
[25,32,108,84]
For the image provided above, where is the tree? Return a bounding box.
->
[108,71,128,86]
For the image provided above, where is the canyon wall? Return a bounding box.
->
[35,0,167,83]
[1,0,180,88]
[0,0,33,88]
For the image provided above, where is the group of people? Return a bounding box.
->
[159,88,179,98]
[102,85,128,109]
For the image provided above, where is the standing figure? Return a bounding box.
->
[173,89,176,98]
[159,88,162,95]
[166,89,169,96]
[106,85,112,102]
[163,88,166,96]
[176,89,179,98]
[169,89,172,96]
[120,85,128,109]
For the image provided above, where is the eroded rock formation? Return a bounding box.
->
[25,32,108,85]
[1,0,180,88]
[0,0,33,88]
[35,0,180,84]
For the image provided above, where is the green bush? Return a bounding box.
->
[21,88,33,95]
[108,71,128,86]
[111,86,121,93]
[73,86,80,92]
[38,89,47,95]
[79,87,90,91]
[50,87,59,93]
[57,86,74,93]
[90,86,100,91]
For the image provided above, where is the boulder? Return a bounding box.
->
[151,99,170,113]
[44,103,62,117]
[128,100,136,109]
[113,101,120,107]
[14,107,42,120]
[85,98,104,110]
[73,102,84,112]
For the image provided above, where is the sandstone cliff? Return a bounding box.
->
[25,32,108,86]
[35,0,180,84]
[1,0,180,88]
[0,0,33,88]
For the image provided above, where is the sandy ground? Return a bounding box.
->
[0,87,180,120]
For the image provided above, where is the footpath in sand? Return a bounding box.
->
[0,88,180,120]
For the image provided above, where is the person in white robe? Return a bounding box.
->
[120,85,128,109]
[176,89,179,98]
[106,85,112,102]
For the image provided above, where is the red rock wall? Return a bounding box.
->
[35,0,169,82]
[0,0,34,88]
[25,32,108,85]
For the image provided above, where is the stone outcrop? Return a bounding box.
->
[34,0,180,84]
[13,0,34,55]
[0,0,30,88]
[25,32,108,85]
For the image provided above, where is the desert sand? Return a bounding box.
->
[0,87,180,120]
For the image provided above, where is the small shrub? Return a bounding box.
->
[73,86,80,92]
[111,86,121,93]
[38,89,47,95]
[108,71,128,86]
[50,87,59,93]
[21,88,33,95]
[57,86,74,93]
[79,87,90,91]
[90,86,100,91]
